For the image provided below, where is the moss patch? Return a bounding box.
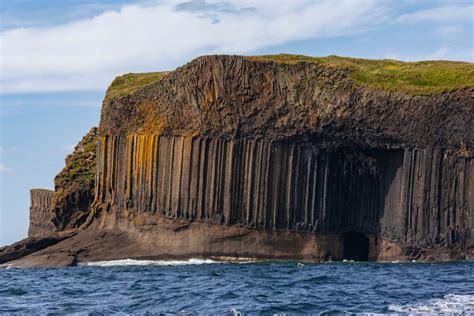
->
[247,54,474,95]
[105,72,169,101]
[53,127,98,208]
[59,129,97,186]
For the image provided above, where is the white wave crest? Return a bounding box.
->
[80,258,218,267]
[388,294,474,314]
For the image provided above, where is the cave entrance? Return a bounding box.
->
[343,232,369,261]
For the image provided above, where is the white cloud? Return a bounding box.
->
[433,47,474,61]
[0,164,12,173]
[436,25,462,36]
[395,4,474,23]
[0,0,386,94]
[384,46,474,62]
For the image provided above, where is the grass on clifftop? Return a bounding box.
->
[105,55,473,98]
[247,54,474,95]
[106,72,169,101]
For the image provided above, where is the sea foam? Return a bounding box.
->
[388,294,474,314]
[80,258,218,267]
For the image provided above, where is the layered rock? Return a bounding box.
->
[0,234,74,265]
[2,54,473,267]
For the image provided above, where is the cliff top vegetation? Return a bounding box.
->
[248,54,474,95]
[53,127,98,202]
[105,54,474,99]
[105,72,169,101]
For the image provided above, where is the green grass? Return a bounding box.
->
[105,55,473,98]
[55,128,98,188]
[247,54,474,95]
[106,71,169,101]
[64,139,97,182]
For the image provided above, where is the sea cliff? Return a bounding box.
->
[1,55,473,267]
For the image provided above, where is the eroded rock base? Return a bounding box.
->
[3,213,471,268]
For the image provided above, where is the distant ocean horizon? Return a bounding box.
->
[1,260,473,314]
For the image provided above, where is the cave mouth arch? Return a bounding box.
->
[343,232,369,261]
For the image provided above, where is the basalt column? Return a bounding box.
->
[379,148,473,256]
[95,135,383,231]
[94,134,473,257]
[28,189,55,238]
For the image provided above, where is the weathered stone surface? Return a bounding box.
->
[0,129,99,267]
[51,127,98,230]
[28,189,55,237]
[0,233,74,265]
[93,135,473,260]
[2,55,473,267]
[90,56,473,261]
[100,56,473,151]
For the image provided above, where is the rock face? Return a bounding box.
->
[28,189,55,237]
[93,55,473,261]
[2,55,473,267]
[51,127,98,230]
[100,56,473,149]
[94,137,472,261]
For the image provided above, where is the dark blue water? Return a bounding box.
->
[1,260,473,315]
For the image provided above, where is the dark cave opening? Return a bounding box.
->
[343,232,369,261]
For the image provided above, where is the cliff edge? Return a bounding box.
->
[2,55,473,267]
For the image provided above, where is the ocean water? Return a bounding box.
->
[1,260,473,315]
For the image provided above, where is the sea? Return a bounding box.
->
[1,259,473,315]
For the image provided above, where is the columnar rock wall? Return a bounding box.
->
[91,56,474,260]
[3,55,472,267]
[29,189,55,237]
[379,149,473,252]
[94,134,473,255]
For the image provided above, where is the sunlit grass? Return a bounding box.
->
[105,55,473,99]
[106,72,169,100]
[247,54,474,95]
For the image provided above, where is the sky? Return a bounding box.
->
[0,0,473,246]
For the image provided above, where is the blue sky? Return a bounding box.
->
[0,0,473,246]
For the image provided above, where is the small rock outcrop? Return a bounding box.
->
[51,127,98,230]
[28,189,55,237]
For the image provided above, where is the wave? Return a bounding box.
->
[0,287,28,296]
[80,258,219,267]
[388,294,474,314]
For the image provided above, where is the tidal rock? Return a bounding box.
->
[0,233,74,265]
